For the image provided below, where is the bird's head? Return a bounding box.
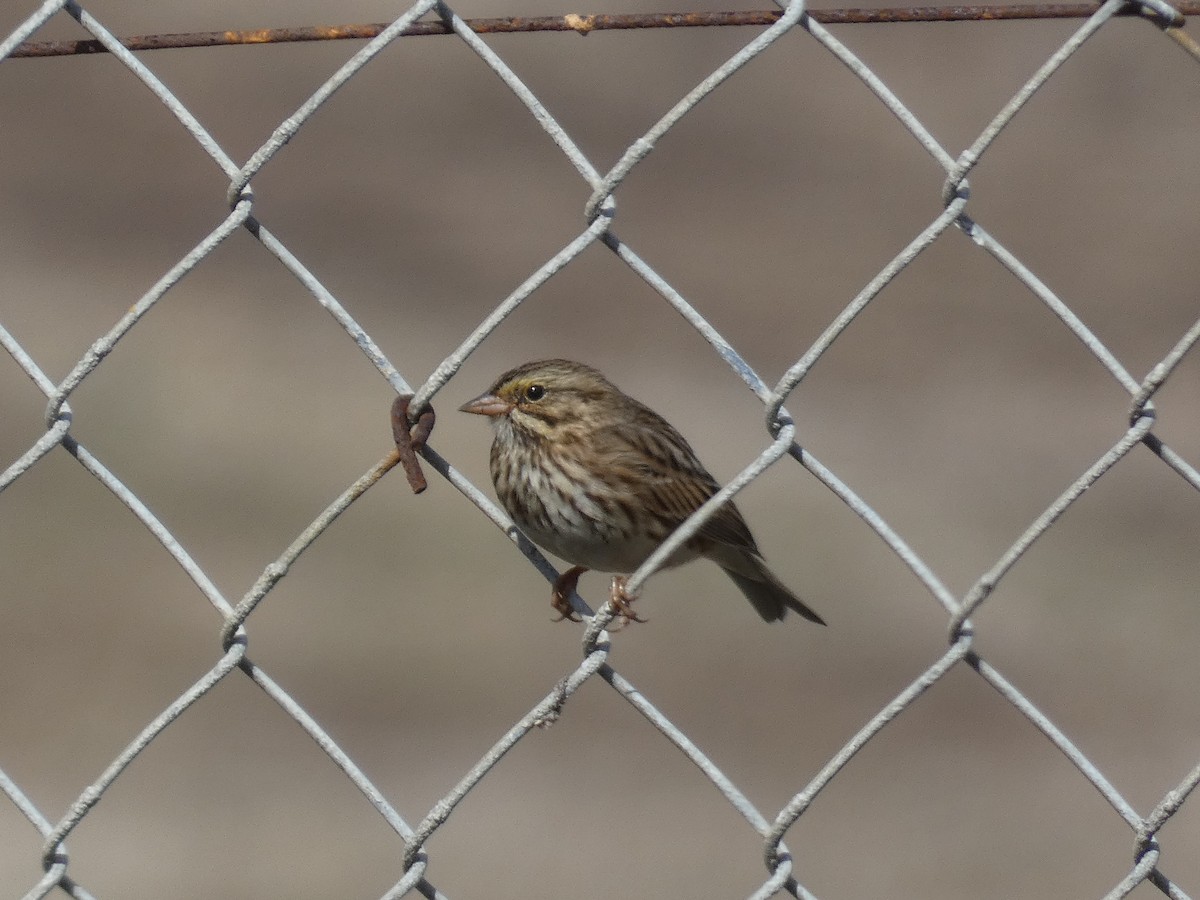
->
[459,358,619,439]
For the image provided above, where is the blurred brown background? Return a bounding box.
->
[3,1,1200,897]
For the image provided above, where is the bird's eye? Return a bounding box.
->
[524,384,546,401]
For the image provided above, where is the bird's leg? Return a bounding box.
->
[609,575,647,625]
[551,566,588,622]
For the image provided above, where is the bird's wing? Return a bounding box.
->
[605,409,759,552]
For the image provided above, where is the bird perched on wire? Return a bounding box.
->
[460,359,824,626]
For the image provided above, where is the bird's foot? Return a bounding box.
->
[551,566,587,622]
[609,575,646,626]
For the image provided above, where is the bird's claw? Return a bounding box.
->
[609,575,646,625]
[549,568,646,626]
[551,565,587,622]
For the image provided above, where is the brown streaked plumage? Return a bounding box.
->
[460,359,824,626]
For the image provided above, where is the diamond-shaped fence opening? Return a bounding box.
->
[3,2,1200,898]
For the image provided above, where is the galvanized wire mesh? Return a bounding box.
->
[3,1,1200,897]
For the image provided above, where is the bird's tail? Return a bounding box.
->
[718,554,826,625]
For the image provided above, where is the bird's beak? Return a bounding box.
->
[459,392,513,417]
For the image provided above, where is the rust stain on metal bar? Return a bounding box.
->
[8,5,1198,58]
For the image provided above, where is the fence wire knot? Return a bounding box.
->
[391,394,436,494]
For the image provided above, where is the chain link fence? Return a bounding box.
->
[3,1,1200,897]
